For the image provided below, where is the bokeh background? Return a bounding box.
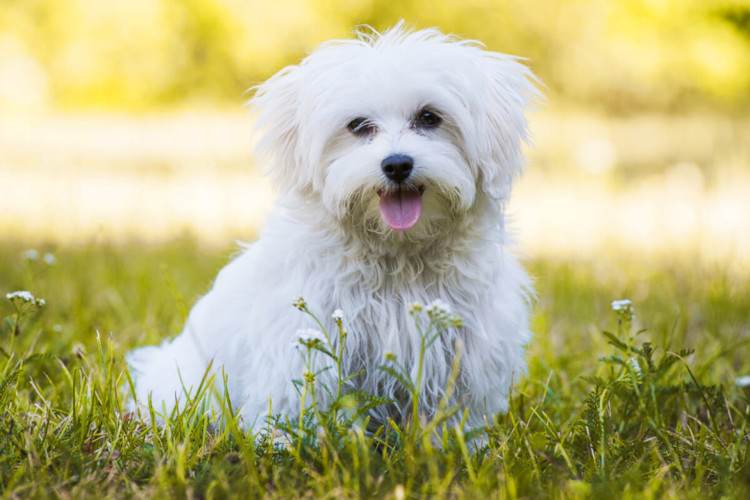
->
[1,0,749,267]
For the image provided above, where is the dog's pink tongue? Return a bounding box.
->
[379,187,422,231]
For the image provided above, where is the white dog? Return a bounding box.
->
[127,24,541,431]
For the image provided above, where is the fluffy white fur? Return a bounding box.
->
[127,24,542,430]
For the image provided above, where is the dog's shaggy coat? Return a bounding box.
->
[127,24,541,430]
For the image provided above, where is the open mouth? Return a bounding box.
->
[377,185,425,231]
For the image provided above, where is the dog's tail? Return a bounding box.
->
[125,328,216,420]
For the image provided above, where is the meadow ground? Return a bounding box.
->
[1,241,749,498]
[1,112,749,498]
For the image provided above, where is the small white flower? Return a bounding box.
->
[628,357,642,375]
[611,299,632,311]
[408,302,423,314]
[43,253,56,265]
[297,328,325,343]
[425,298,452,315]
[6,290,45,308]
[7,291,35,302]
[736,375,750,388]
[22,249,39,261]
[292,297,307,311]
[331,309,344,321]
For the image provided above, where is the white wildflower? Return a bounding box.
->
[292,297,307,311]
[736,375,750,388]
[408,302,423,314]
[6,290,45,308]
[610,299,632,311]
[22,249,39,261]
[331,308,344,321]
[297,328,325,343]
[43,253,56,265]
[628,357,642,375]
[425,298,452,315]
[293,328,325,351]
[422,299,463,328]
[7,291,35,302]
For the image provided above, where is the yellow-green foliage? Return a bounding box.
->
[0,0,748,111]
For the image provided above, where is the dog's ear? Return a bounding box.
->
[476,54,543,201]
[249,65,311,195]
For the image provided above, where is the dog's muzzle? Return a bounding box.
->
[378,154,425,231]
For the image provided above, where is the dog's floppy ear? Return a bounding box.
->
[476,54,543,201]
[249,65,312,195]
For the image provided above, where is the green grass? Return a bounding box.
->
[1,239,749,498]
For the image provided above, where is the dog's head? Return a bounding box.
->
[250,23,542,242]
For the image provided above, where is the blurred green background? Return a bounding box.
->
[0,0,750,113]
[1,0,749,112]
[1,0,749,266]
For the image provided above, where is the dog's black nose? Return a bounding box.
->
[381,154,414,183]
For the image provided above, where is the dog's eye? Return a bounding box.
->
[416,109,442,129]
[347,117,375,136]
